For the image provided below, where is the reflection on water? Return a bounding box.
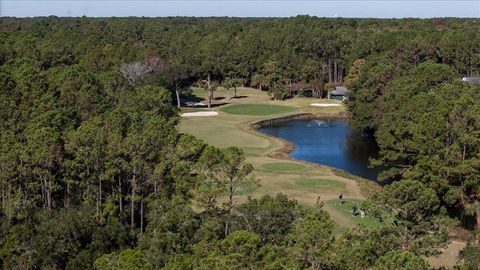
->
[258,119,382,181]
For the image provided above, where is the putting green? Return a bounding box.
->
[260,162,309,172]
[220,104,297,115]
[295,178,346,190]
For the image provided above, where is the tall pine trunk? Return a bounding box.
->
[118,176,123,213]
[334,60,338,83]
[207,90,211,109]
[131,168,136,228]
[47,179,52,209]
[206,74,212,109]
[64,181,70,209]
[140,198,144,234]
[1,188,4,211]
[97,178,102,220]
[328,59,333,83]
[176,89,181,109]
[225,179,234,236]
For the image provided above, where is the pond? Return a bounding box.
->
[257,119,382,181]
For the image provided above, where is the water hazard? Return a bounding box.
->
[257,119,382,181]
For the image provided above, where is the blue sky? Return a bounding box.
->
[1,1,479,18]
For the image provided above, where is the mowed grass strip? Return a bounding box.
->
[260,162,309,172]
[220,104,297,115]
[295,178,346,191]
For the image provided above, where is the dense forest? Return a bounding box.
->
[1,16,480,269]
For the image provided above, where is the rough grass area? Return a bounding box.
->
[295,178,346,190]
[260,162,309,172]
[220,103,297,115]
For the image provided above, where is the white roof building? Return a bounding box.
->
[462,77,480,85]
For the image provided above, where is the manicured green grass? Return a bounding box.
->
[179,115,272,150]
[220,104,297,115]
[191,87,205,97]
[260,162,309,172]
[277,178,346,194]
[295,178,346,190]
[325,199,380,230]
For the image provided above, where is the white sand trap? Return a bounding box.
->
[310,103,342,107]
[181,111,219,117]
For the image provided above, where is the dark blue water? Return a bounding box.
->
[258,119,382,181]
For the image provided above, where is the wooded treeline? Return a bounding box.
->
[2,16,480,93]
[1,16,480,269]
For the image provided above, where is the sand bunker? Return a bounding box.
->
[310,103,342,107]
[181,111,219,117]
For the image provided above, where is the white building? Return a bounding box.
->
[462,77,480,85]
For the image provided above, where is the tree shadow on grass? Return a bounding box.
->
[231,95,248,99]
[182,101,231,108]
[183,95,203,103]
[210,102,229,108]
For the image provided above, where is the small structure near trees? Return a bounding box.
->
[463,77,480,85]
[330,86,350,101]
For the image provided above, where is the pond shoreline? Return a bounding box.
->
[248,112,380,197]
[249,112,347,160]
[250,111,349,129]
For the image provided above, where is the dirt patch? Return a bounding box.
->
[427,240,465,268]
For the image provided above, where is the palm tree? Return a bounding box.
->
[465,201,480,229]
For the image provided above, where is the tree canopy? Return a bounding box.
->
[1,16,480,269]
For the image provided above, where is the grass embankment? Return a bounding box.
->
[178,87,376,233]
